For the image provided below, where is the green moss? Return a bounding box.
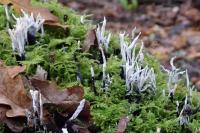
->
[0,30,16,65]
[0,1,200,133]
[0,5,6,30]
[92,98,129,132]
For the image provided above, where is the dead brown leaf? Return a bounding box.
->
[0,64,31,118]
[5,117,26,132]
[30,77,91,123]
[30,78,84,102]
[170,35,186,50]
[0,62,90,132]
[0,63,31,132]
[0,105,9,122]
[117,116,129,133]
[184,8,200,23]
[0,0,60,25]
[7,65,26,79]
[82,29,97,52]
[0,106,26,132]
[187,52,200,60]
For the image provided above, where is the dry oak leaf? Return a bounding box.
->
[0,64,31,118]
[0,105,9,122]
[0,106,25,132]
[0,63,31,132]
[30,77,91,123]
[0,0,60,25]
[7,65,26,78]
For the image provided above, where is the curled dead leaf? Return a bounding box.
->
[7,65,26,79]
[0,63,91,132]
[30,78,91,123]
[0,63,31,132]
[0,0,61,26]
[30,78,84,102]
[5,117,26,132]
[0,105,9,122]
[0,64,31,117]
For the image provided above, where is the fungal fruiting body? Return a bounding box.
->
[8,10,44,59]
[119,31,156,94]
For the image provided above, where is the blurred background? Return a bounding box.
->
[58,0,200,90]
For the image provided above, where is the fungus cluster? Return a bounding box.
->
[8,9,44,60]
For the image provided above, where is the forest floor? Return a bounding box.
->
[59,0,200,90]
[1,1,200,132]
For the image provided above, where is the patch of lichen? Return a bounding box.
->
[0,1,200,133]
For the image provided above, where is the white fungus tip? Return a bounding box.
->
[69,99,86,121]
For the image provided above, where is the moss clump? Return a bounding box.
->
[0,1,200,133]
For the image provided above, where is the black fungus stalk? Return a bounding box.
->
[15,53,26,62]
[169,84,177,103]
[102,80,106,91]
[169,92,174,103]
[120,65,125,79]
[27,26,37,45]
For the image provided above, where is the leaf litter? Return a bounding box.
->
[0,62,90,132]
[0,0,62,27]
